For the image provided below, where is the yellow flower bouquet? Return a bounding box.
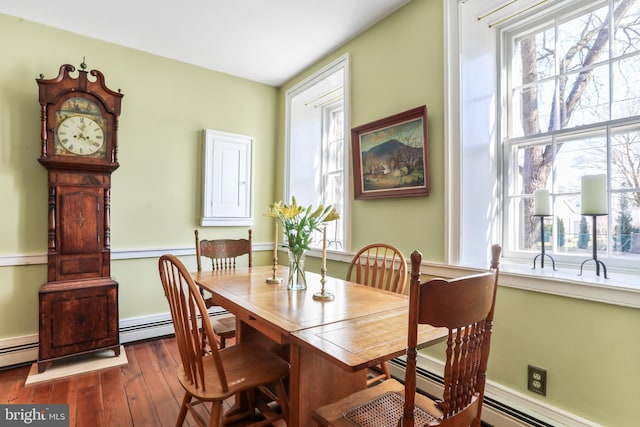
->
[266,197,339,290]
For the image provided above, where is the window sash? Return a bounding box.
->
[284,54,350,251]
[502,0,640,269]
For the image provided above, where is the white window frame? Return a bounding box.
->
[500,0,640,270]
[284,53,351,251]
[445,0,640,307]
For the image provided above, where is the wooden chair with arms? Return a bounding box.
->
[158,254,289,427]
[347,243,408,385]
[195,229,252,349]
[313,244,502,427]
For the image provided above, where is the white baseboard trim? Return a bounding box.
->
[387,354,601,427]
[118,312,176,343]
[0,308,229,369]
[0,335,39,368]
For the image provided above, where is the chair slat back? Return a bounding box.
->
[403,245,501,427]
[347,243,407,294]
[158,254,229,392]
[195,229,252,272]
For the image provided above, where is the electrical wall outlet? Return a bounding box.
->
[528,365,547,396]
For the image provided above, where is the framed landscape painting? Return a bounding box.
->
[351,105,430,200]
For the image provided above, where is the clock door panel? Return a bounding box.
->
[58,187,102,253]
[38,280,119,365]
[56,186,104,280]
[46,290,114,347]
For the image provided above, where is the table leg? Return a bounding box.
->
[289,342,367,426]
[223,319,289,423]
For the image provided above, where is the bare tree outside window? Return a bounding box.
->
[506,0,640,260]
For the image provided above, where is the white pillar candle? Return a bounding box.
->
[581,174,608,215]
[533,190,551,216]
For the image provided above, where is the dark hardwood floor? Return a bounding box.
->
[0,336,286,427]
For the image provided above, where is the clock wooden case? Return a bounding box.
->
[36,63,123,372]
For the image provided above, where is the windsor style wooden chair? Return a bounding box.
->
[158,254,289,427]
[347,243,407,385]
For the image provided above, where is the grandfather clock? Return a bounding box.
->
[36,61,123,372]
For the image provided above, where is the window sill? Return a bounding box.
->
[497,262,640,308]
[317,249,640,309]
[417,259,640,309]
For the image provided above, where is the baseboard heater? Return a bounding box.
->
[389,358,554,427]
[0,309,229,370]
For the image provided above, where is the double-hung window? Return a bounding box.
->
[285,54,349,250]
[502,0,640,270]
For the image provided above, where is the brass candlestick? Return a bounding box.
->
[266,255,283,284]
[313,267,334,301]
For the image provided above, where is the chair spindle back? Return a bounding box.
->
[195,229,252,272]
[347,243,407,294]
[403,244,501,427]
[158,254,229,392]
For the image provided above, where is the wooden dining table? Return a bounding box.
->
[193,265,447,426]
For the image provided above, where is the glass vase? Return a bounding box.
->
[287,249,307,290]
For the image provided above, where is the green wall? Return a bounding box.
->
[490,287,638,425]
[277,1,638,426]
[1,1,638,425]
[276,1,446,262]
[0,13,278,331]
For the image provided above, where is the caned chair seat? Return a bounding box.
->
[316,380,443,427]
[314,245,501,427]
[347,243,407,386]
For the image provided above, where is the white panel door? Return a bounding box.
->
[202,129,253,226]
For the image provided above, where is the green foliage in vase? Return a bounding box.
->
[266,197,340,255]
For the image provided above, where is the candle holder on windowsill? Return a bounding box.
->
[313,267,334,301]
[578,214,609,279]
[532,215,557,271]
[266,255,283,284]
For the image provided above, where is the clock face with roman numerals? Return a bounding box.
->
[53,96,108,159]
[56,115,105,156]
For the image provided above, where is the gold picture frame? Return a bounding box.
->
[351,106,430,200]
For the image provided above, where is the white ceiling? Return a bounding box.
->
[0,0,410,86]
